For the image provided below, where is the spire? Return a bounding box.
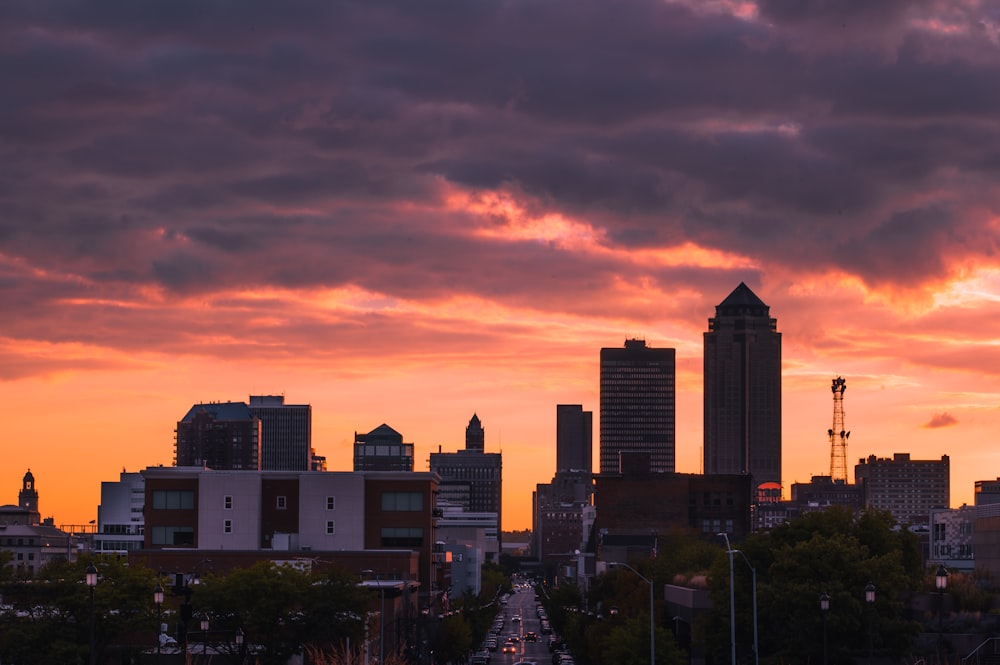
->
[466,414,485,453]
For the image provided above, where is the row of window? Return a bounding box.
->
[152,522,423,544]
[153,491,426,514]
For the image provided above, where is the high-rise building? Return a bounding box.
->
[557,405,592,473]
[599,339,675,474]
[248,395,312,471]
[175,402,261,470]
[429,414,503,556]
[703,282,782,489]
[353,424,414,471]
[855,453,950,525]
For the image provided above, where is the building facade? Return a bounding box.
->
[139,466,441,605]
[703,282,782,490]
[429,414,503,555]
[95,471,146,556]
[599,339,676,474]
[248,395,313,471]
[354,424,415,471]
[175,402,261,470]
[854,453,950,525]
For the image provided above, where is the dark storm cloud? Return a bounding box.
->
[1,0,999,335]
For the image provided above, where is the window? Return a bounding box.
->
[381,492,423,511]
[326,496,336,511]
[326,520,336,535]
[151,526,194,546]
[224,495,233,510]
[152,490,195,510]
[224,519,232,534]
[276,496,287,510]
[380,527,424,547]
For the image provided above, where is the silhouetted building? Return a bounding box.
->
[599,339,675,474]
[557,405,592,473]
[429,414,502,556]
[175,402,261,470]
[594,452,753,550]
[354,424,415,471]
[855,453,950,525]
[703,282,782,489]
[249,395,312,471]
[975,477,1000,505]
[790,475,864,513]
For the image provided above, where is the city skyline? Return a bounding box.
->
[3,1,1000,529]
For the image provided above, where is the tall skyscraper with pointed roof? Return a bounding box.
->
[703,282,782,489]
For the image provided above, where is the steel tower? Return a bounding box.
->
[828,376,850,482]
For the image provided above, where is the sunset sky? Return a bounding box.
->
[3,0,1000,531]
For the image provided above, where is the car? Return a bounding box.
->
[502,641,517,654]
[524,631,538,642]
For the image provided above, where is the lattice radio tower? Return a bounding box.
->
[828,376,850,482]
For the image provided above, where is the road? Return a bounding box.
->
[496,585,548,665]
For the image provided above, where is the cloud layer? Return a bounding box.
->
[2,0,999,526]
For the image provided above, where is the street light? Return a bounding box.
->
[936,565,949,660]
[201,614,210,659]
[154,583,164,659]
[865,582,875,665]
[235,627,245,665]
[608,562,654,665]
[819,593,829,665]
[718,534,737,665]
[86,563,98,665]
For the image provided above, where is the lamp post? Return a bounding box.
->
[865,582,875,665]
[608,562,654,665]
[936,565,949,660]
[732,548,758,665]
[819,593,829,665]
[154,583,164,659]
[201,614,210,660]
[86,563,98,665]
[718,534,737,665]
[235,627,245,665]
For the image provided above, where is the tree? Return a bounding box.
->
[705,508,922,665]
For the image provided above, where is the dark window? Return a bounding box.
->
[380,527,423,547]
[152,490,195,510]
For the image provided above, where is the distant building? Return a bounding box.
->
[975,478,1000,505]
[429,414,503,556]
[703,282,782,490]
[175,402,261,470]
[354,424,415,471]
[557,405,593,473]
[790,475,864,513]
[594,452,753,551]
[854,453,950,525]
[0,470,41,526]
[928,505,974,571]
[600,339,676,474]
[249,395,313,471]
[0,471,70,577]
[95,470,145,556]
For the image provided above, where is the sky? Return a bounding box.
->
[2,0,1000,531]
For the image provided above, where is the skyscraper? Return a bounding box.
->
[248,395,312,471]
[599,339,676,474]
[556,404,592,473]
[429,414,503,555]
[175,402,261,470]
[703,282,782,489]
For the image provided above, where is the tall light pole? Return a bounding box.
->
[718,534,737,665]
[733,548,758,665]
[819,593,829,665]
[154,583,164,659]
[86,563,99,665]
[936,565,949,660]
[865,582,875,665]
[609,562,654,665]
[201,614,210,660]
[235,627,245,665]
